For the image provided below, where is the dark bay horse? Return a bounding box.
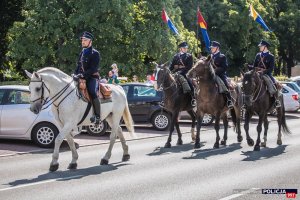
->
[154,63,196,148]
[187,56,244,149]
[242,69,291,151]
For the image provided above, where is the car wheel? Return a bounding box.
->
[201,114,215,126]
[151,111,171,131]
[86,120,108,136]
[32,122,59,148]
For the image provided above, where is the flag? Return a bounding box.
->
[197,8,210,52]
[161,9,179,35]
[250,4,271,32]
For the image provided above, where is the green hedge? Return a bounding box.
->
[0,80,29,86]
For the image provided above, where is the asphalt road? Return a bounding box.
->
[0,113,299,200]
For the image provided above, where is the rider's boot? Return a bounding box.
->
[190,91,196,107]
[274,90,281,108]
[90,98,102,124]
[225,92,234,109]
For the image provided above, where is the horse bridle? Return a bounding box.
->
[156,67,177,91]
[243,73,265,103]
[30,78,74,109]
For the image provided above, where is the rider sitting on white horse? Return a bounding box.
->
[74,31,101,124]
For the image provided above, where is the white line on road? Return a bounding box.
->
[219,188,260,200]
[0,175,84,192]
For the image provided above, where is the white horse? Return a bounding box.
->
[25,67,135,172]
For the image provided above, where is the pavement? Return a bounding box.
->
[0,112,299,200]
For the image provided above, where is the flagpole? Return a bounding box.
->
[196,6,199,58]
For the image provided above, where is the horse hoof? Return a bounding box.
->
[100,159,109,165]
[49,163,59,172]
[67,163,77,170]
[194,143,201,149]
[277,140,282,145]
[254,145,260,151]
[213,143,219,149]
[247,138,254,146]
[164,143,171,148]
[260,142,266,147]
[122,154,130,162]
[191,137,196,142]
[176,140,183,145]
[220,140,226,146]
[237,135,243,143]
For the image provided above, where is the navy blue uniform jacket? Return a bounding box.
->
[169,52,193,75]
[253,52,275,75]
[75,46,100,79]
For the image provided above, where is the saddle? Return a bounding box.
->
[215,76,236,93]
[78,78,112,102]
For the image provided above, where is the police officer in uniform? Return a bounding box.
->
[74,31,102,124]
[210,41,233,108]
[170,41,196,106]
[253,39,281,107]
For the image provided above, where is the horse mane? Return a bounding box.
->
[37,67,70,79]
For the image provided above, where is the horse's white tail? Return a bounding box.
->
[123,103,136,138]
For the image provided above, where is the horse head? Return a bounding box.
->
[25,70,50,114]
[152,61,172,91]
[242,69,262,107]
[187,55,213,80]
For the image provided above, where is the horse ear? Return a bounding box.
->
[33,72,40,79]
[206,55,212,62]
[25,70,32,79]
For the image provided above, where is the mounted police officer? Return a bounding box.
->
[169,41,196,106]
[210,41,233,108]
[74,31,102,124]
[252,39,281,107]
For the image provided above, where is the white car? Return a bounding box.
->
[0,85,61,148]
[281,84,299,112]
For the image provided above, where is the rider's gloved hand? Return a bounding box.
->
[73,74,84,81]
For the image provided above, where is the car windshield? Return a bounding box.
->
[290,83,300,93]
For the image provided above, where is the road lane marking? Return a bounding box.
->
[219,188,260,200]
[0,175,84,192]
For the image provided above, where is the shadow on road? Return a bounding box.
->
[182,143,242,160]
[241,145,288,161]
[147,142,201,156]
[6,161,130,187]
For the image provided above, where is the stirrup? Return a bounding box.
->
[159,101,165,107]
[90,115,102,125]
[275,100,281,108]
[227,100,234,109]
[191,99,196,107]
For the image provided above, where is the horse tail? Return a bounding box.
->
[281,101,292,135]
[123,103,136,138]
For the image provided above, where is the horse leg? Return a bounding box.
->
[254,114,265,151]
[50,125,72,172]
[164,112,177,148]
[194,114,203,149]
[260,116,269,148]
[117,126,130,161]
[235,107,243,142]
[175,120,183,145]
[276,106,283,145]
[187,110,196,142]
[65,133,79,170]
[100,115,118,165]
[221,115,228,146]
[244,110,254,146]
[214,114,221,149]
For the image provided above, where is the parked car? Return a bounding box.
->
[281,84,299,112]
[282,81,300,103]
[290,76,300,88]
[0,85,61,148]
[87,83,214,135]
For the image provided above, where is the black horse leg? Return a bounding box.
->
[221,115,228,146]
[164,112,178,148]
[261,116,269,147]
[187,110,196,142]
[175,119,183,145]
[244,110,254,146]
[276,106,283,145]
[214,114,221,148]
[194,114,203,149]
[254,113,265,151]
[235,108,243,142]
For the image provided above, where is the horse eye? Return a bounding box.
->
[36,87,41,92]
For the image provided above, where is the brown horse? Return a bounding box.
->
[187,56,244,149]
[154,63,196,148]
[242,69,291,151]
